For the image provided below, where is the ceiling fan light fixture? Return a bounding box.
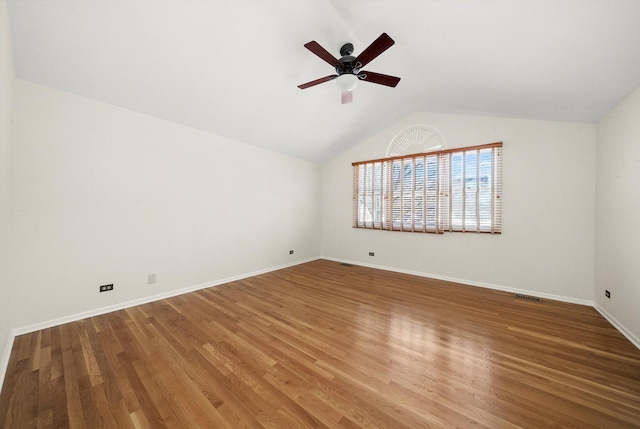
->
[335,74,359,92]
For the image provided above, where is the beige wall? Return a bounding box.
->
[596,86,640,345]
[0,0,16,389]
[11,80,321,329]
[321,111,597,303]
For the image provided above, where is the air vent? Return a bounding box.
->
[515,294,542,302]
[340,263,354,267]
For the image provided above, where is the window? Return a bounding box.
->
[353,142,502,234]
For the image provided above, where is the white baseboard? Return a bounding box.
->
[323,256,595,306]
[12,257,320,337]
[594,304,640,350]
[0,329,15,395]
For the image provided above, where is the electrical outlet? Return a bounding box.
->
[369,252,374,256]
[605,290,611,299]
[148,274,156,284]
[99,284,113,293]
[289,250,294,255]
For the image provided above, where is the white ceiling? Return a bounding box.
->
[7,0,640,162]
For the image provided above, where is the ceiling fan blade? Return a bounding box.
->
[355,33,395,68]
[358,71,401,87]
[298,75,338,89]
[304,41,341,67]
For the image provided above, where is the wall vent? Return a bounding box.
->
[515,293,542,302]
[340,263,354,267]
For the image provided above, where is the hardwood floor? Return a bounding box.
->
[1,259,640,428]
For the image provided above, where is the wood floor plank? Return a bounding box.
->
[36,342,52,429]
[2,259,640,428]
[58,325,85,429]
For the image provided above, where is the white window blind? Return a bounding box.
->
[353,142,502,234]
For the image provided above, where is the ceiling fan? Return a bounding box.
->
[298,33,401,104]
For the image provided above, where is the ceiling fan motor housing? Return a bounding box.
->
[336,43,360,76]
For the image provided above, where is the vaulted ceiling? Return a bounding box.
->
[7,0,640,162]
